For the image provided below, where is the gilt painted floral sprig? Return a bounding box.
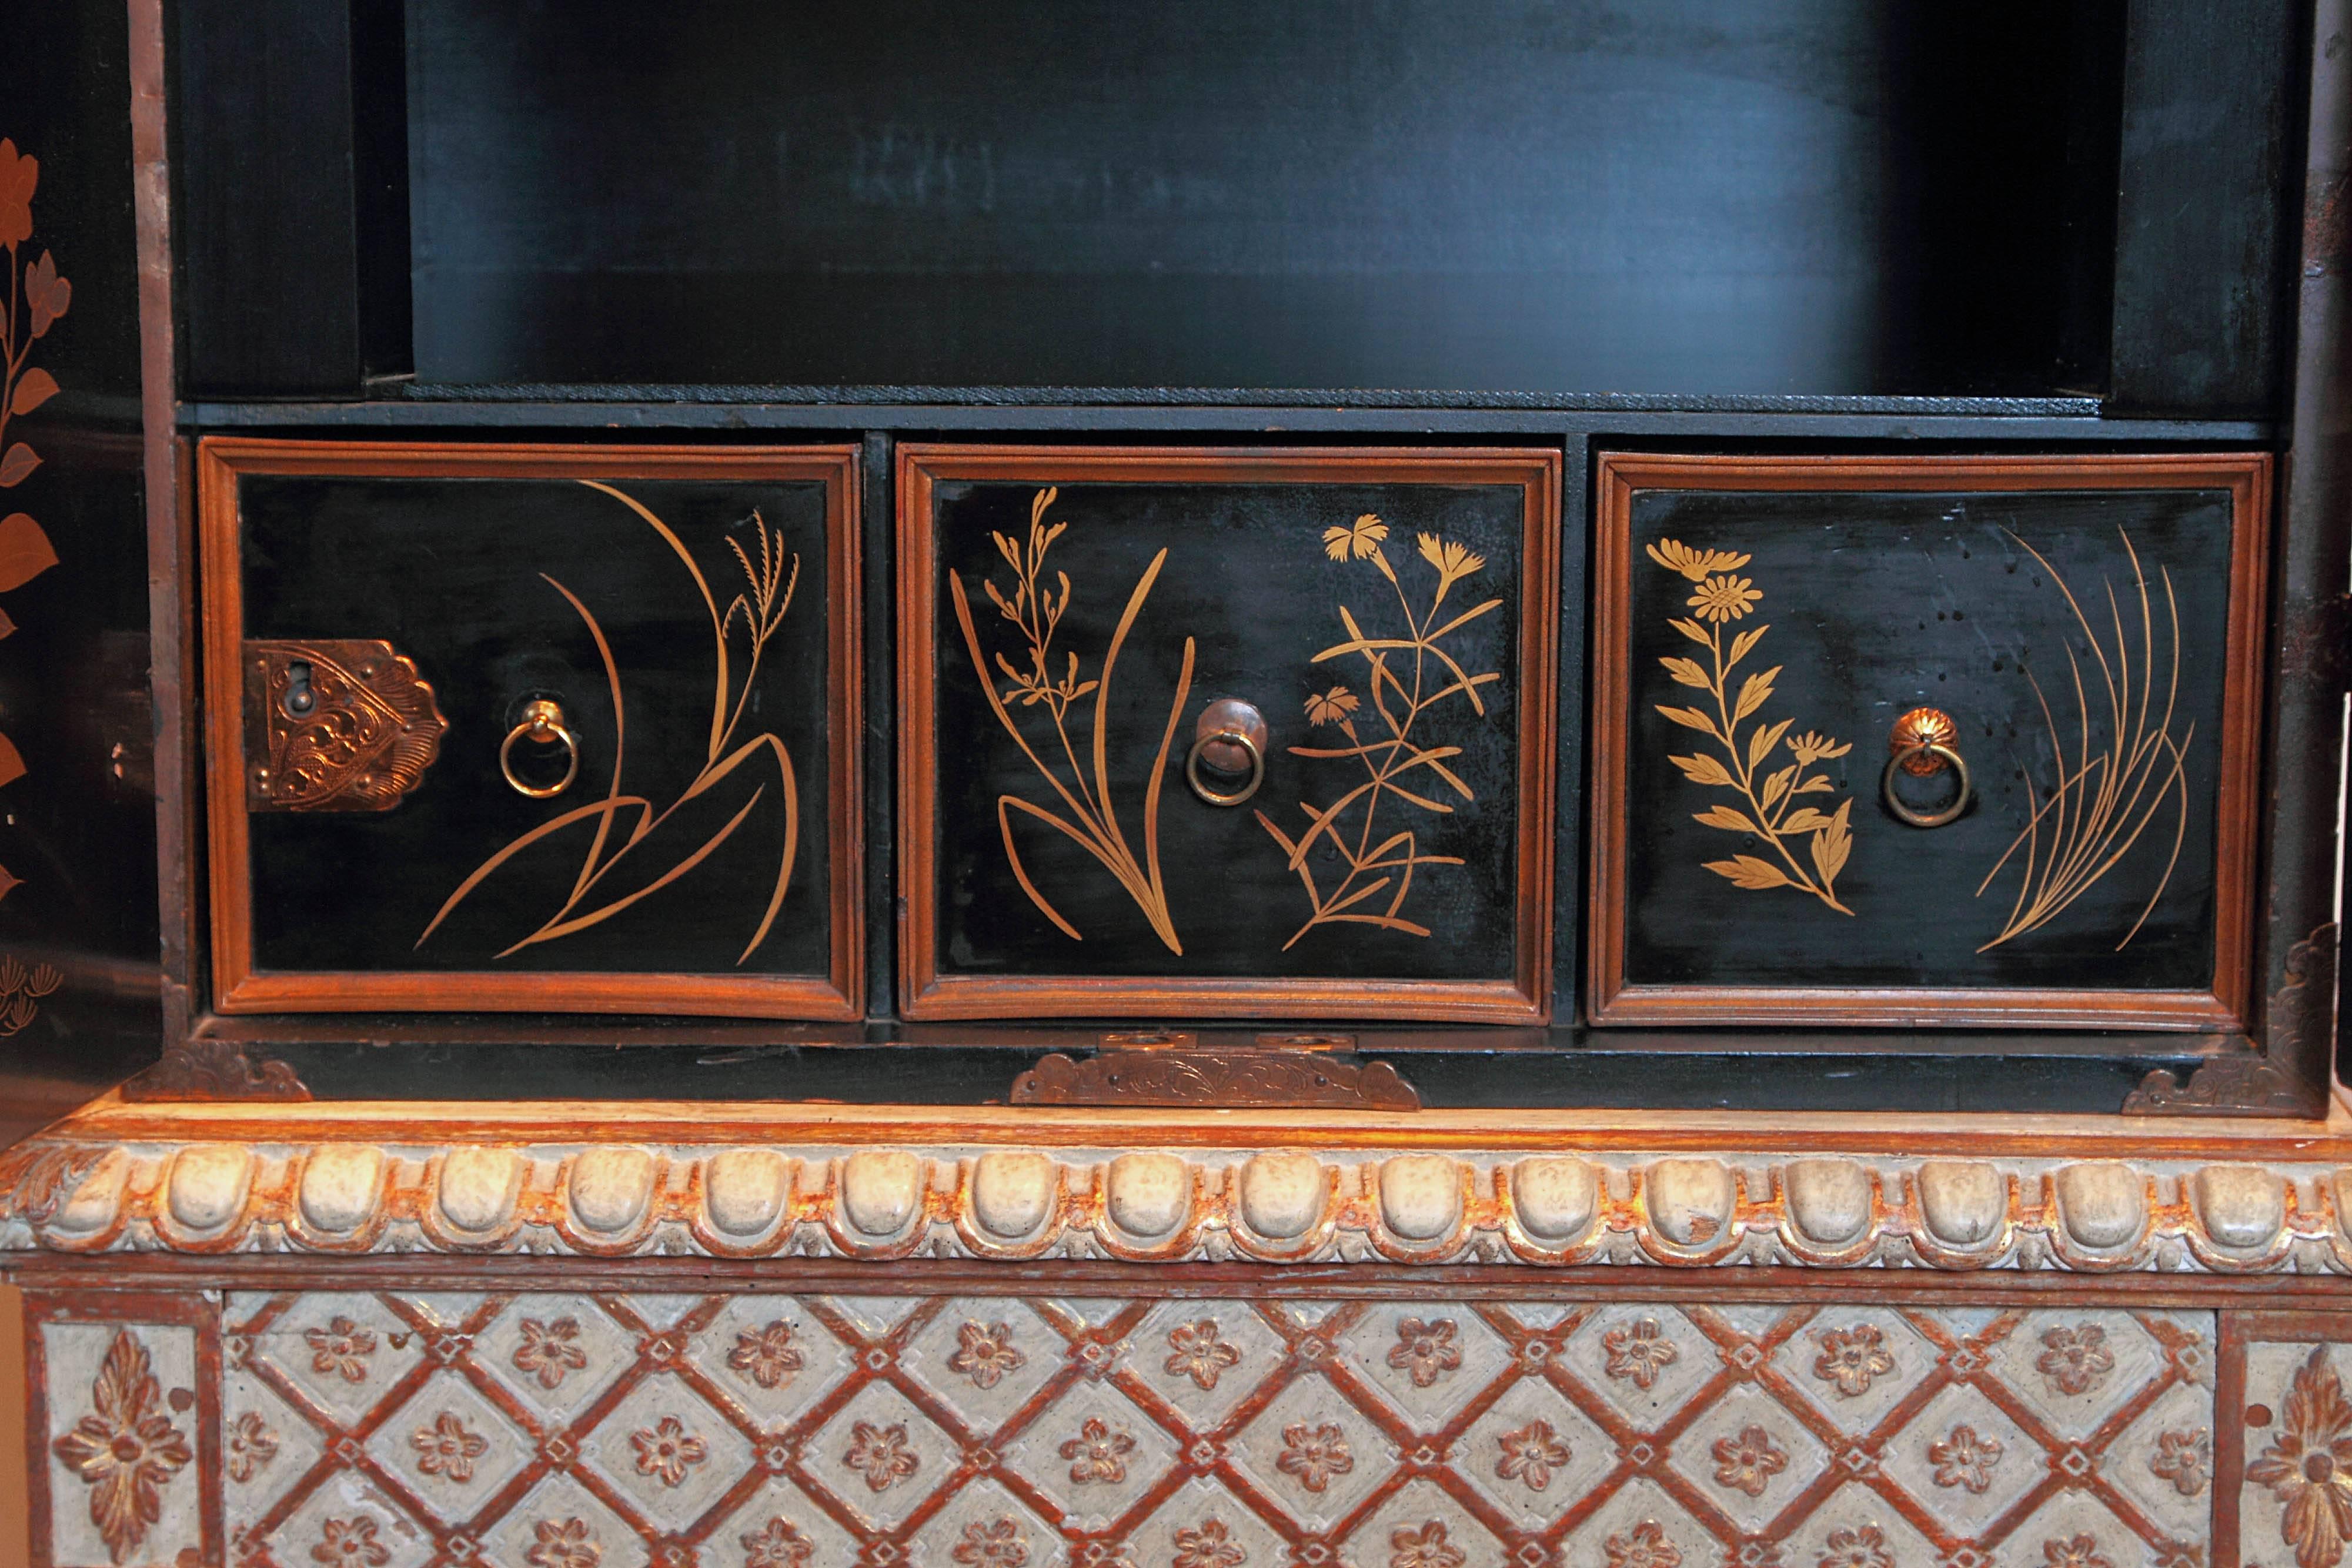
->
[1646,538,1854,913]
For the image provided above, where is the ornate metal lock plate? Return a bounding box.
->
[243,639,448,811]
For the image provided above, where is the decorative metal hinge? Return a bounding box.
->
[244,639,448,811]
[1012,1032,1421,1110]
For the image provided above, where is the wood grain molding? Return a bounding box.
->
[6,1126,2352,1275]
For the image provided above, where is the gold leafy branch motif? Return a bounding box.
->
[1976,527,2191,951]
[951,486,1192,953]
[1255,514,1501,949]
[1646,538,1854,914]
[419,482,800,962]
[0,138,72,904]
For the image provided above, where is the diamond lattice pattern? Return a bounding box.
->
[216,1293,2215,1567]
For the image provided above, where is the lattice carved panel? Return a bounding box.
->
[198,1292,2217,1568]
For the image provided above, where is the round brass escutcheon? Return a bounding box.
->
[1185,696,1268,807]
[499,698,580,799]
[1880,707,1970,828]
[1888,706,1959,775]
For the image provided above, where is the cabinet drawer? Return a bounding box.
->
[198,440,862,1018]
[1591,453,2267,1028]
[898,446,1559,1021]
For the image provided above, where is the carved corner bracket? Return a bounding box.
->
[244,638,447,811]
[1011,1048,1421,1110]
[2124,922,2336,1117]
[123,1038,310,1103]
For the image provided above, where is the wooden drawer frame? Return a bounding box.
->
[897,444,1561,1022]
[197,439,866,1019]
[1588,451,2271,1031]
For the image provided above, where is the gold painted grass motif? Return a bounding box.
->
[419,481,801,962]
[951,486,1191,953]
[1976,528,2192,951]
[1256,516,1499,949]
[1647,538,1855,914]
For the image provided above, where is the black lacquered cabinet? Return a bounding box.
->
[0,0,2338,1119]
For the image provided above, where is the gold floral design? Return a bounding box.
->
[51,1330,192,1566]
[2247,1348,2352,1568]
[1811,1325,1897,1398]
[2036,1325,2115,1396]
[953,1518,1030,1567]
[1059,1416,1136,1484]
[1277,1421,1354,1492]
[1603,1520,1682,1568]
[630,1415,708,1487]
[1817,1525,1896,1568]
[1164,1319,1242,1391]
[729,1320,805,1390]
[741,1517,815,1568]
[1258,519,1501,948]
[1711,1423,1789,1497]
[1495,1419,1572,1492]
[513,1317,589,1390]
[1929,1423,2003,1493]
[1389,1520,1466,1568]
[312,1517,392,1568]
[410,1410,490,1483]
[950,1320,1027,1390]
[226,1410,279,1484]
[1603,1317,1679,1390]
[1387,1317,1462,1388]
[526,1517,600,1568]
[1172,1519,1247,1568]
[0,137,71,903]
[2040,1538,2114,1568]
[304,1315,377,1384]
[420,486,801,964]
[953,486,1191,951]
[1646,537,1853,912]
[2149,1427,2210,1497]
[1977,530,2193,952]
[845,1419,921,1492]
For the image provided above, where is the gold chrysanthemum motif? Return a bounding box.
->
[1645,539,1750,582]
[1688,574,1761,623]
[1646,537,1854,913]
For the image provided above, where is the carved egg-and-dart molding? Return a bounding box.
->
[5,1135,2351,1272]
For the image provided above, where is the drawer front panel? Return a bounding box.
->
[1592,453,2267,1028]
[900,446,1559,1021]
[199,441,861,1018]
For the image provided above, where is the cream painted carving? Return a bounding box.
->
[1495,1419,1572,1492]
[6,1134,2352,1273]
[1812,1324,1896,1397]
[50,1329,192,1566]
[1603,1317,1679,1388]
[728,1320,804,1390]
[513,1316,588,1389]
[179,1292,2210,1567]
[1386,1316,1461,1388]
[1164,1319,1241,1390]
[948,1320,1024,1389]
[2037,1323,2117,1396]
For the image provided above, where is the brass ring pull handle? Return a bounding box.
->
[499,698,580,799]
[1186,697,1268,807]
[1880,706,1970,828]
